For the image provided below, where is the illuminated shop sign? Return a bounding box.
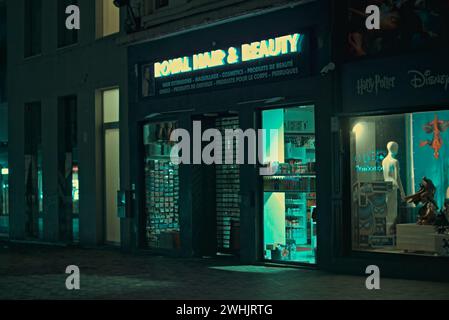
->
[1,168,8,175]
[154,33,304,79]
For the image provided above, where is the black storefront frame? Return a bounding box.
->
[129,76,332,264]
[126,1,334,267]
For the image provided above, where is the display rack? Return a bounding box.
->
[215,116,240,252]
[144,121,180,249]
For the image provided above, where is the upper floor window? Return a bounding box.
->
[0,2,6,102]
[58,0,79,48]
[96,0,120,38]
[24,0,42,57]
[143,0,170,15]
[155,0,169,10]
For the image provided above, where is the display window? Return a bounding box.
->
[143,121,180,250]
[262,105,317,264]
[350,110,449,257]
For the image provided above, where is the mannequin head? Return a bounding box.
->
[387,141,399,157]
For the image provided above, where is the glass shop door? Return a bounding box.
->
[261,105,317,264]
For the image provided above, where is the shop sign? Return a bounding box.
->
[153,34,303,78]
[342,52,449,111]
[142,33,309,98]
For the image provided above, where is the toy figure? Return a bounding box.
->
[419,114,449,159]
[435,199,449,234]
[404,177,438,225]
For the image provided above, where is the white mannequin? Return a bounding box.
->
[382,141,405,235]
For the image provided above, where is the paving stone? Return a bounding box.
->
[0,245,448,300]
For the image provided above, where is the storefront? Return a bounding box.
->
[126,1,333,266]
[335,0,449,280]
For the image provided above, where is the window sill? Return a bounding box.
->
[23,53,43,62]
[96,32,120,42]
[56,42,80,53]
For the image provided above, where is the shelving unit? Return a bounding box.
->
[263,106,317,264]
[215,116,240,253]
[144,121,180,249]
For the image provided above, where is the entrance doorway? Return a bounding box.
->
[261,105,317,264]
[191,113,241,257]
[102,88,121,244]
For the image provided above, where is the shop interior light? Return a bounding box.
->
[352,122,365,137]
[1,168,8,175]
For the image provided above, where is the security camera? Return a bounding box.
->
[320,62,336,75]
[113,0,130,8]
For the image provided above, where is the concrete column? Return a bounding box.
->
[78,91,104,245]
[7,1,25,240]
[8,100,26,240]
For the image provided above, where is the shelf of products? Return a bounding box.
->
[144,121,180,249]
[215,116,240,252]
[263,175,316,193]
[262,106,317,264]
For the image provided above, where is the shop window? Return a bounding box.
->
[24,0,42,57]
[143,0,170,14]
[0,144,8,237]
[57,96,78,242]
[96,0,120,38]
[262,105,317,264]
[155,0,169,10]
[350,111,449,257]
[24,102,43,239]
[143,121,180,249]
[346,1,449,59]
[102,88,120,123]
[57,0,78,48]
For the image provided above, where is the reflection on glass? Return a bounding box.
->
[262,105,317,264]
[24,102,43,239]
[58,96,78,243]
[72,165,79,241]
[351,111,449,257]
[0,165,8,236]
[143,121,180,249]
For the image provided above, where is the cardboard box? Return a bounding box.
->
[434,233,449,256]
[397,224,436,253]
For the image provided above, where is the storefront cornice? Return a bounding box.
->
[116,0,316,48]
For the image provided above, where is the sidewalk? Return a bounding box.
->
[0,243,448,300]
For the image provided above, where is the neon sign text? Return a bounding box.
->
[154,33,304,78]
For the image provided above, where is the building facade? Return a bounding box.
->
[120,0,449,281]
[0,0,8,236]
[6,0,129,246]
[3,0,449,282]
